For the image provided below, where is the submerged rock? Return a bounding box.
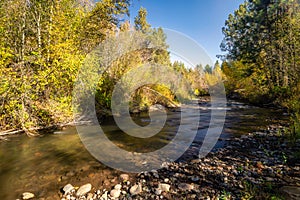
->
[22,192,35,200]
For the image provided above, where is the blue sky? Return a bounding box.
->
[129,0,244,64]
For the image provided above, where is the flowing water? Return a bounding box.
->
[0,99,288,199]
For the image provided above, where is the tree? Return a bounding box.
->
[220,0,300,103]
[134,7,150,33]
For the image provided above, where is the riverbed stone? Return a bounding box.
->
[120,174,129,182]
[76,183,92,196]
[101,191,108,200]
[22,192,35,199]
[178,183,194,191]
[158,183,171,192]
[114,184,122,190]
[130,183,142,195]
[62,184,74,194]
[110,189,121,198]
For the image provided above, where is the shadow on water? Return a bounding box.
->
[0,99,289,199]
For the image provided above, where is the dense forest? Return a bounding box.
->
[0,0,208,132]
[0,0,299,138]
[220,0,300,138]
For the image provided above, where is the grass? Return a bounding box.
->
[239,181,284,200]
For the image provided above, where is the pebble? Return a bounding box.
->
[110,189,121,198]
[158,183,170,192]
[22,192,35,200]
[178,183,194,191]
[76,183,92,196]
[130,183,142,195]
[101,191,108,200]
[120,174,129,182]
[114,184,122,190]
[62,184,74,194]
[155,188,162,195]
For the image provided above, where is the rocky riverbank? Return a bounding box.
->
[49,126,300,200]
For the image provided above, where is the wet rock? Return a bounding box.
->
[76,183,92,196]
[130,183,142,196]
[66,171,75,177]
[22,192,35,200]
[62,184,74,194]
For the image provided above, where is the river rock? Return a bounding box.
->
[120,174,129,182]
[190,176,200,182]
[178,183,194,191]
[22,192,35,199]
[155,188,162,195]
[101,191,108,200]
[130,183,142,195]
[76,183,92,196]
[114,184,122,190]
[110,189,121,198]
[63,184,74,194]
[158,183,171,192]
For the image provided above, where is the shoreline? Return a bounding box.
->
[0,96,290,138]
[55,125,300,200]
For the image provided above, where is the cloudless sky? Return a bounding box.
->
[129,0,244,64]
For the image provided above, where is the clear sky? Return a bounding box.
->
[129,0,244,64]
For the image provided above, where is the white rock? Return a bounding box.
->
[158,183,171,192]
[76,183,92,196]
[63,184,74,194]
[114,184,122,190]
[130,183,142,195]
[110,189,121,198]
[22,192,35,200]
[101,191,108,200]
[87,193,93,200]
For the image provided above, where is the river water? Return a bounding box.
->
[0,99,288,199]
